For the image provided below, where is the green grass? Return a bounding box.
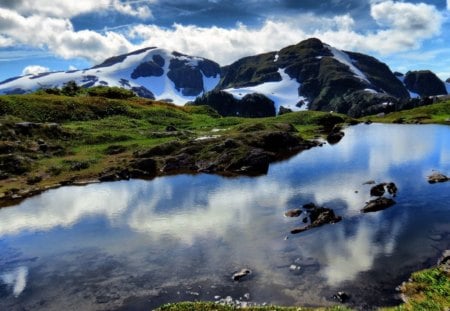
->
[363,100,450,124]
[381,268,450,311]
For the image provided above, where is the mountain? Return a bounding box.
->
[1,39,448,117]
[0,48,221,105]
[206,38,412,117]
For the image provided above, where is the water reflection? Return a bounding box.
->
[1,266,28,297]
[0,124,449,308]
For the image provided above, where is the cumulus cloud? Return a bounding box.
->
[0,0,154,19]
[22,65,50,76]
[0,1,444,65]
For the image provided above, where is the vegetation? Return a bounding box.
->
[363,99,450,124]
[382,267,450,311]
[0,88,351,205]
[156,302,351,311]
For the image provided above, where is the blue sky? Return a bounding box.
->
[0,0,449,81]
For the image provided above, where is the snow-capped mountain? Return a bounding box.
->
[1,38,448,117]
[210,38,411,117]
[0,47,221,105]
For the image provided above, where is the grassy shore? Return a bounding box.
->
[0,92,351,206]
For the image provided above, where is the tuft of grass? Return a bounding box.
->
[381,268,450,311]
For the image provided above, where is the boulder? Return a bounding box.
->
[232,269,252,281]
[131,158,157,175]
[437,250,450,273]
[428,172,449,184]
[227,149,271,175]
[291,206,342,234]
[361,197,396,213]
[370,183,386,197]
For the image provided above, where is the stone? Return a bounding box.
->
[428,172,449,184]
[232,269,252,281]
[362,197,396,213]
[437,250,450,273]
[370,183,386,197]
[284,209,302,217]
[332,291,350,303]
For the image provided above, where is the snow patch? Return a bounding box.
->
[223,68,308,113]
[326,45,370,84]
[364,89,378,94]
[274,54,279,62]
[195,135,221,141]
[0,47,220,105]
[395,75,420,98]
[446,82,450,94]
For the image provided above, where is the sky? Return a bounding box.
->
[0,0,449,82]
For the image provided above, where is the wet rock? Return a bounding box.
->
[302,202,316,209]
[332,291,350,303]
[162,153,198,173]
[362,197,396,213]
[289,264,301,271]
[428,172,449,184]
[326,131,345,145]
[370,183,386,197]
[370,182,398,197]
[291,206,342,234]
[131,158,157,175]
[232,269,252,281]
[386,182,398,196]
[284,209,302,217]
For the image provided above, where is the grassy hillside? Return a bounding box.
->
[363,99,450,124]
[0,92,351,205]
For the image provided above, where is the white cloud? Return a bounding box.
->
[0,1,444,65]
[448,0,450,10]
[0,0,154,19]
[21,65,50,76]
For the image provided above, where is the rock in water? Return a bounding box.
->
[332,291,350,303]
[370,183,386,197]
[428,172,449,184]
[284,209,302,217]
[362,197,396,213]
[232,269,252,281]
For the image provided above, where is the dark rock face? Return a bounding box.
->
[152,54,165,67]
[361,197,396,213]
[131,61,164,79]
[131,158,157,176]
[168,56,220,97]
[404,70,447,97]
[191,91,275,118]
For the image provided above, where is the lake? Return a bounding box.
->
[0,124,449,310]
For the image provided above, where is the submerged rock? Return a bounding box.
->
[428,172,449,184]
[291,206,342,234]
[361,197,396,213]
[284,209,302,217]
[332,291,350,303]
[232,269,252,281]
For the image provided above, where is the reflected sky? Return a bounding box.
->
[0,124,449,308]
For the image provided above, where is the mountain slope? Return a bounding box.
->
[215,38,411,117]
[0,48,221,105]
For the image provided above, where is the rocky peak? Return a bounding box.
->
[404,70,447,97]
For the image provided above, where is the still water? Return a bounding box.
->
[0,124,449,310]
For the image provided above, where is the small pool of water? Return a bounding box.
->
[0,124,449,310]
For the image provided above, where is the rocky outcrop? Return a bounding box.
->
[404,71,447,97]
[190,91,276,117]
